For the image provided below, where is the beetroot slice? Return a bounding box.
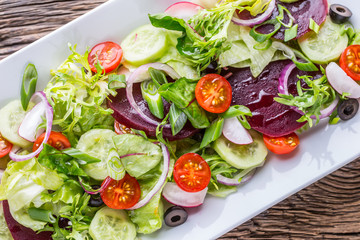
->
[108,84,198,141]
[257,0,328,40]
[2,200,52,240]
[227,60,322,137]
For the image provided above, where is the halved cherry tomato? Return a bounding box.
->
[88,41,123,73]
[195,74,232,113]
[263,132,299,155]
[101,174,141,209]
[0,134,12,158]
[173,153,211,192]
[339,45,360,81]
[33,131,71,152]
[114,121,133,135]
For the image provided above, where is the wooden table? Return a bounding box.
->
[1,1,360,239]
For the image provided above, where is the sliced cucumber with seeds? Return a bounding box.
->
[213,130,267,169]
[121,24,168,66]
[298,17,348,64]
[0,100,32,148]
[76,129,117,180]
[89,207,136,240]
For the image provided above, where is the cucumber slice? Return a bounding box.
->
[213,130,267,169]
[121,24,168,66]
[0,100,32,148]
[76,129,117,180]
[298,17,348,64]
[89,207,136,240]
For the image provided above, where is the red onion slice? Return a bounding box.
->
[128,143,170,210]
[126,63,180,128]
[223,117,253,145]
[216,168,257,186]
[278,63,339,119]
[162,182,208,208]
[18,102,46,142]
[79,177,112,195]
[232,0,275,27]
[9,91,53,162]
[326,62,360,99]
[165,1,204,21]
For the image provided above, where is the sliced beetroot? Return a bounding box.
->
[257,0,328,40]
[227,60,322,137]
[2,201,53,240]
[108,84,198,141]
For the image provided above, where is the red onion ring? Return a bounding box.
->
[278,63,339,119]
[326,62,360,99]
[18,102,46,142]
[223,117,253,145]
[79,177,112,195]
[9,91,53,162]
[231,0,275,27]
[165,1,204,21]
[216,168,257,186]
[128,143,170,210]
[126,63,180,128]
[162,182,208,208]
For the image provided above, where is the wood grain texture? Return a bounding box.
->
[1,0,360,239]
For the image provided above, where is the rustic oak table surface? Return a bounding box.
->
[1,0,360,239]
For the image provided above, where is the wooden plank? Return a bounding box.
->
[1,0,360,239]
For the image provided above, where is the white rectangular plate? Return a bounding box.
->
[0,0,359,239]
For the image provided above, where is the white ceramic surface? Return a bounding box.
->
[0,0,359,239]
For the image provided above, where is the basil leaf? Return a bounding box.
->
[169,103,187,136]
[220,105,252,119]
[20,63,38,110]
[200,118,224,148]
[62,148,101,165]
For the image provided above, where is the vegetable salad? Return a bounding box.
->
[0,0,360,239]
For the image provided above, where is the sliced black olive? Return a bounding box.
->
[164,206,188,227]
[58,217,71,229]
[329,4,352,24]
[337,99,359,121]
[87,185,104,207]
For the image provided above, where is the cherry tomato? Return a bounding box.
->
[88,41,123,73]
[114,121,133,135]
[339,45,360,81]
[195,74,232,113]
[263,132,299,155]
[0,134,12,158]
[101,174,141,209]
[173,153,211,192]
[33,131,71,152]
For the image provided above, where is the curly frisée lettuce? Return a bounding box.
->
[44,44,117,145]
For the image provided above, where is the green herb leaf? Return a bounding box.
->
[169,103,187,136]
[220,105,252,119]
[141,80,165,119]
[61,148,101,165]
[20,63,38,110]
[200,118,224,148]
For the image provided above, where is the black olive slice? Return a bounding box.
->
[164,206,188,227]
[87,185,104,207]
[338,99,359,121]
[329,4,352,24]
